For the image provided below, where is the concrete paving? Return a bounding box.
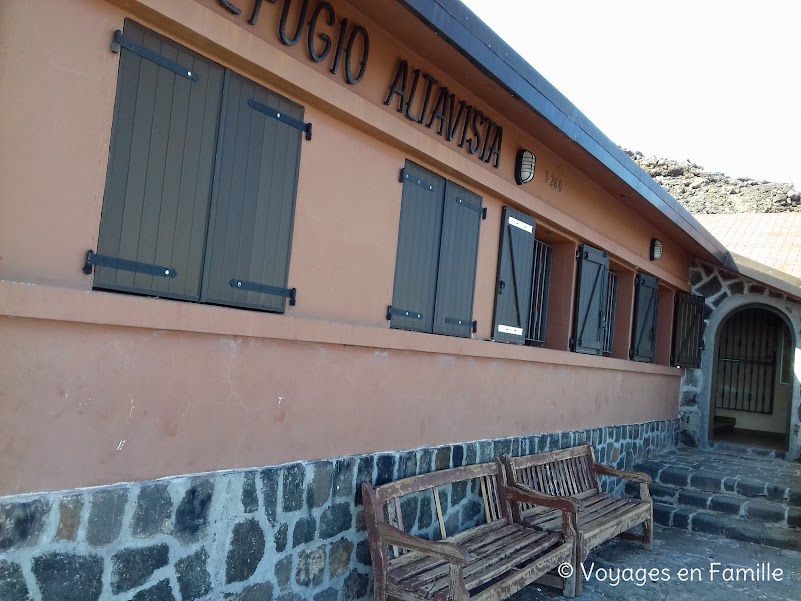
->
[510,526,801,601]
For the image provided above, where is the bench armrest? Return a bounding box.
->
[506,484,584,513]
[376,523,470,566]
[594,464,652,484]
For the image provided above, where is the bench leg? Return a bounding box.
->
[639,483,654,551]
[449,564,469,601]
[643,511,654,551]
[562,568,577,598]
[573,537,586,597]
[373,574,387,601]
[615,518,653,549]
[573,562,584,596]
[560,511,580,598]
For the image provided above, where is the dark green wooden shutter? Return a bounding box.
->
[671,292,705,367]
[201,71,303,312]
[95,20,223,300]
[572,244,609,355]
[631,273,659,363]
[432,182,482,338]
[492,207,536,344]
[390,162,446,332]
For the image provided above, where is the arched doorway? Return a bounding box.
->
[710,305,794,451]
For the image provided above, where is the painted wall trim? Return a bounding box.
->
[398,0,730,265]
[0,280,682,376]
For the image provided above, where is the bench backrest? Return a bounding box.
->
[503,444,599,500]
[363,461,511,565]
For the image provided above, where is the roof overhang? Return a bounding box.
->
[723,254,801,301]
[398,0,730,265]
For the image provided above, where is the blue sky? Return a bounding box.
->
[460,0,801,189]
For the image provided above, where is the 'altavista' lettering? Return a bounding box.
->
[384,60,503,168]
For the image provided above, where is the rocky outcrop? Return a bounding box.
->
[624,149,800,213]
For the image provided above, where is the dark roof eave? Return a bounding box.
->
[398,0,729,264]
[725,254,801,300]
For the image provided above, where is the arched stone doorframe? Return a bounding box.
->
[694,293,801,460]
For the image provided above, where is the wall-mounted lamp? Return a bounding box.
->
[650,238,663,261]
[515,149,536,185]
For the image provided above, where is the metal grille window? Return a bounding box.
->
[389,161,483,338]
[602,271,618,354]
[89,20,310,313]
[526,240,552,346]
[714,309,784,414]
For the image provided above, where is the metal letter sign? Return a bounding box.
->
[218,0,369,85]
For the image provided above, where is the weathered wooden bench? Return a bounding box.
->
[362,460,577,600]
[502,444,653,594]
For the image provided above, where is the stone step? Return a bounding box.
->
[630,482,801,529]
[706,442,788,461]
[636,458,801,506]
[653,502,801,552]
[640,444,799,474]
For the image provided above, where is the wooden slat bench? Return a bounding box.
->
[362,460,577,600]
[502,444,653,595]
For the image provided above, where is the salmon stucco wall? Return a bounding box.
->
[0,0,688,497]
[1,314,679,496]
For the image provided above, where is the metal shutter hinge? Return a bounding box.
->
[229,279,296,305]
[83,250,178,278]
[386,305,422,320]
[454,197,483,215]
[399,168,434,191]
[444,318,477,333]
[111,30,198,81]
[248,99,312,140]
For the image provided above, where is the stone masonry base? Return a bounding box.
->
[0,419,679,601]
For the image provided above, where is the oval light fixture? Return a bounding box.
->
[650,238,663,261]
[515,149,536,185]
